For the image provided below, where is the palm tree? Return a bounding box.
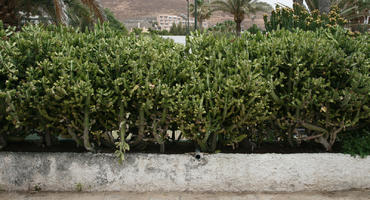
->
[302,0,319,11]
[0,0,105,29]
[332,0,369,31]
[211,0,272,36]
[318,0,331,14]
[333,0,369,20]
[295,0,330,14]
[190,0,213,30]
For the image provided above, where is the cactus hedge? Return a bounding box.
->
[264,3,347,32]
[0,22,369,158]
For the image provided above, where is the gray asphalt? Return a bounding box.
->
[0,190,369,200]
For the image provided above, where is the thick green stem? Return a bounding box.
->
[83,93,94,152]
[287,126,294,147]
[315,136,331,151]
[67,126,81,147]
[5,92,19,127]
[45,130,52,147]
[132,107,145,146]
[329,122,344,146]
[209,133,218,152]
[152,120,165,153]
[119,120,126,145]
[118,120,128,157]
[115,101,130,164]
[119,102,127,147]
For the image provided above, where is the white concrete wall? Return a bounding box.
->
[160,36,186,45]
[0,152,369,192]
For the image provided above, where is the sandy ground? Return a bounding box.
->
[0,190,369,200]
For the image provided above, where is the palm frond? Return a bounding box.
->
[211,0,233,13]
[0,0,106,28]
[53,0,69,24]
[67,0,94,30]
[211,0,271,35]
[305,0,319,11]
[80,0,106,23]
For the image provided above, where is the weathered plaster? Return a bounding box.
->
[0,152,369,192]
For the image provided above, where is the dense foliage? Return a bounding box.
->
[264,3,347,32]
[208,20,236,34]
[340,127,370,158]
[0,22,369,159]
[104,8,128,34]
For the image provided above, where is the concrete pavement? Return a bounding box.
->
[1,191,369,200]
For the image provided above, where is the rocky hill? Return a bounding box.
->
[101,0,186,20]
[100,0,267,30]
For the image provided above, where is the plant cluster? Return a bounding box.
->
[169,23,188,35]
[264,3,347,32]
[208,20,236,33]
[0,23,369,159]
[246,24,262,34]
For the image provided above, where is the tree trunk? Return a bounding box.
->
[236,21,241,36]
[318,0,331,14]
[198,18,203,30]
[293,0,304,5]
[0,0,19,28]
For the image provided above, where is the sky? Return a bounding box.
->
[259,0,293,8]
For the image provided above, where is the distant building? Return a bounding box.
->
[156,14,208,31]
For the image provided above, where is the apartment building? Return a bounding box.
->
[156,14,208,31]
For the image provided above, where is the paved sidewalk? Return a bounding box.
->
[0,190,369,200]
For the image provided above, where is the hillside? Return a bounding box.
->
[101,0,267,30]
[101,0,186,20]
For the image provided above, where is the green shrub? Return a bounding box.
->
[208,20,235,33]
[169,23,187,35]
[259,28,369,150]
[0,23,189,158]
[340,127,370,158]
[175,32,271,152]
[0,23,369,157]
[247,24,261,34]
[264,3,347,32]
